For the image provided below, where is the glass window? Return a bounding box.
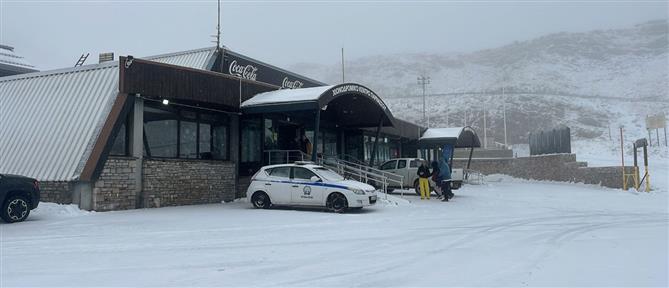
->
[242,119,262,162]
[143,105,229,160]
[110,123,127,156]
[264,119,277,150]
[314,167,344,181]
[212,124,227,160]
[268,167,290,178]
[144,106,179,158]
[180,121,197,158]
[380,160,397,170]
[293,167,317,180]
[410,160,419,168]
[199,123,212,159]
[397,160,407,169]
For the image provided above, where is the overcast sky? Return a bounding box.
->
[1,0,667,71]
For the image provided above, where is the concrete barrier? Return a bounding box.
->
[452,153,633,189]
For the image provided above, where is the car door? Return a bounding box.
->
[290,167,323,205]
[265,167,292,204]
[396,159,409,185]
[379,160,397,173]
[407,160,421,186]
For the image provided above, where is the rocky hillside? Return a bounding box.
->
[291,20,669,144]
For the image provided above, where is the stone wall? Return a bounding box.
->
[142,159,236,208]
[40,181,73,204]
[93,157,138,211]
[453,154,633,189]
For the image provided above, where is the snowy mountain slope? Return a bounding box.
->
[291,20,669,144]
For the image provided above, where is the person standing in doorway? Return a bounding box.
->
[417,161,431,200]
[300,134,313,157]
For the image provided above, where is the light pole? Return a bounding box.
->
[483,96,487,149]
[417,75,430,126]
[503,86,508,148]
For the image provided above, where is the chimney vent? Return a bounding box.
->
[99,52,114,63]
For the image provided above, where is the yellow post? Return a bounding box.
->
[643,143,651,192]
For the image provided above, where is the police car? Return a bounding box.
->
[247,162,377,213]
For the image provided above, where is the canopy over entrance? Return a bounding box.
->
[241,83,397,128]
[419,127,481,148]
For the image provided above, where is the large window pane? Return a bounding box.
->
[241,119,261,162]
[144,106,178,158]
[212,124,228,160]
[199,123,212,159]
[144,119,177,157]
[180,121,197,158]
[109,123,127,156]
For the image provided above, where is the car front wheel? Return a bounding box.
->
[1,194,30,223]
[327,193,348,213]
[251,191,271,209]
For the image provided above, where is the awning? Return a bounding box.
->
[242,83,398,128]
[418,126,481,148]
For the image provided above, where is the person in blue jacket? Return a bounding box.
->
[438,158,454,202]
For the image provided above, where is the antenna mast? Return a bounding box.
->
[216,0,221,49]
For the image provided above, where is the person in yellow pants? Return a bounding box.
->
[417,161,431,200]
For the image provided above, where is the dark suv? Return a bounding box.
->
[0,174,40,223]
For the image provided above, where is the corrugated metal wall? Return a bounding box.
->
[0,47,218,181]
[0,63,119,181]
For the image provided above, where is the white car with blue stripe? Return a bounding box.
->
[247,162,378,213]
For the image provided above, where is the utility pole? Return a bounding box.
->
[502,86,508,148]
[341,47,345,83]
[417,75,430,126]
[463,109,467,126]
[483,98,487,149]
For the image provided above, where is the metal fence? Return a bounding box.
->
[529,126,571,156]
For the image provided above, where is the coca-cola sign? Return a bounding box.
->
[228,60,258,81]
[222,51,323,89]
[281,77,304,89]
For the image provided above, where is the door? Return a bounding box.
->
[379,160,397,173]
[396,159,409,185]
[265,166,292,204]
[407,159,421,186]
[291,167,324,205]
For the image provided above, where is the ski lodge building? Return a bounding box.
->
[0,47,430,211]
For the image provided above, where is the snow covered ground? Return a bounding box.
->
[2,174,667,287]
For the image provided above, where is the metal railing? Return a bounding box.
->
[463,169,485,185]
[318,157,404,195]
[262,150,405,196]
[264,149,307,165]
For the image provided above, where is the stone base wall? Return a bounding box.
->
[93,157,138,211]
[40,181,74,204]
[453,154,633,189]
[142,159,236,208]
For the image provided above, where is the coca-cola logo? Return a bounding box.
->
[281,77,304,89]
[228,60,258,81]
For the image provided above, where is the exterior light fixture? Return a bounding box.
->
[162,99,169,105]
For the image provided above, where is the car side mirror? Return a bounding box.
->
[310,176,321,182]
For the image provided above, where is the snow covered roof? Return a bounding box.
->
[242,83,398,127]
[0,47,219,181]
[241,85,335,107]
[419,126,481,148]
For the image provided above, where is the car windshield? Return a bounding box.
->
[313,167,345,181]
